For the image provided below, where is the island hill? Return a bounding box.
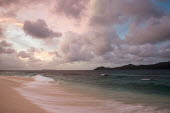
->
[94,61,170,70]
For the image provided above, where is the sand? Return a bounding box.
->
[0,76,49,113]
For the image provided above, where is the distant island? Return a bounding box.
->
[94,61,170,70]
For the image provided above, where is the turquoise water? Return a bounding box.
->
[1,70,170,113]
[51,70,170,110]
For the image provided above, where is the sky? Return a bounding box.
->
[0,0,170,70]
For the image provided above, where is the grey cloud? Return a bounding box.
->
[23,19,62,39]
[0,0,48,7]
[86,30,120,55]
[0,47,16,54]
[17,47,53,63]
[17,51,30,58]
[90,0,164,26]
[0,40,16,54]
[0,54,26,70]
[0,0,19,7]
[1,0,170,69]
[54,0,89,18]
[0,0,89,19]
[0,0,48,17]
[0,31,16,55]
[0,40,12,47]
[92,43,170,66]
[0,27,2,35]
[0,0,21,17]
[117,43,170,59]
[57,29,120,63]
[119,44,158,57]
[157,43,170,58]
[58,32,94,62]
[126,16,170,45]
[0,26,3,38]
[89,0,170,46]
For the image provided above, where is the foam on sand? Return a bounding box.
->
[0,76,48,113]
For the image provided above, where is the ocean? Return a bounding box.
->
[0,70,170,113]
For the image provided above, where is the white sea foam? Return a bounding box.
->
[15,75,170,113]
[21,75,56,88]
[33,75,55,82]
[141,78,151,81]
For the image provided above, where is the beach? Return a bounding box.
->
[0,72,170,113]
[0,76,49,113]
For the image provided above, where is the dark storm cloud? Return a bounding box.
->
[23,19,62,39]
[54,0,90,18]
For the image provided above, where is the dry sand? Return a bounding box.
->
[0,76,49,113]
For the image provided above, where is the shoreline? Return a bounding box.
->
[1,75,169,113]
[0,76,49,113]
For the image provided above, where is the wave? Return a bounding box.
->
[32,75,55,82]
[15,75,170,113]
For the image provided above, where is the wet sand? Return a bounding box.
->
[0,76,49,113]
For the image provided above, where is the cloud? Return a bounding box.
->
[57,32,94,62]
[56,29,120,63]
[0,0,20,7]
[1,0,89,19]
[91,43,170,66]
[117,43,170,59]
[23,19,62,39]
[0,26,5,39]
[14,47,61,69]
[0,27,2,38]
[0,28,16,55]
[0,47,16,54]
[0,40,12,47]
[17,47,56,63]
[0,54,26,70]
[53,0,90,19]
[90,0,164,26]
[86,30,120,55]
[17,51,30,58]
[126,16,170,45]
[0,40,16,54]
[1,0,170,70]
[0,0,50,17]
[0,0,21,17]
